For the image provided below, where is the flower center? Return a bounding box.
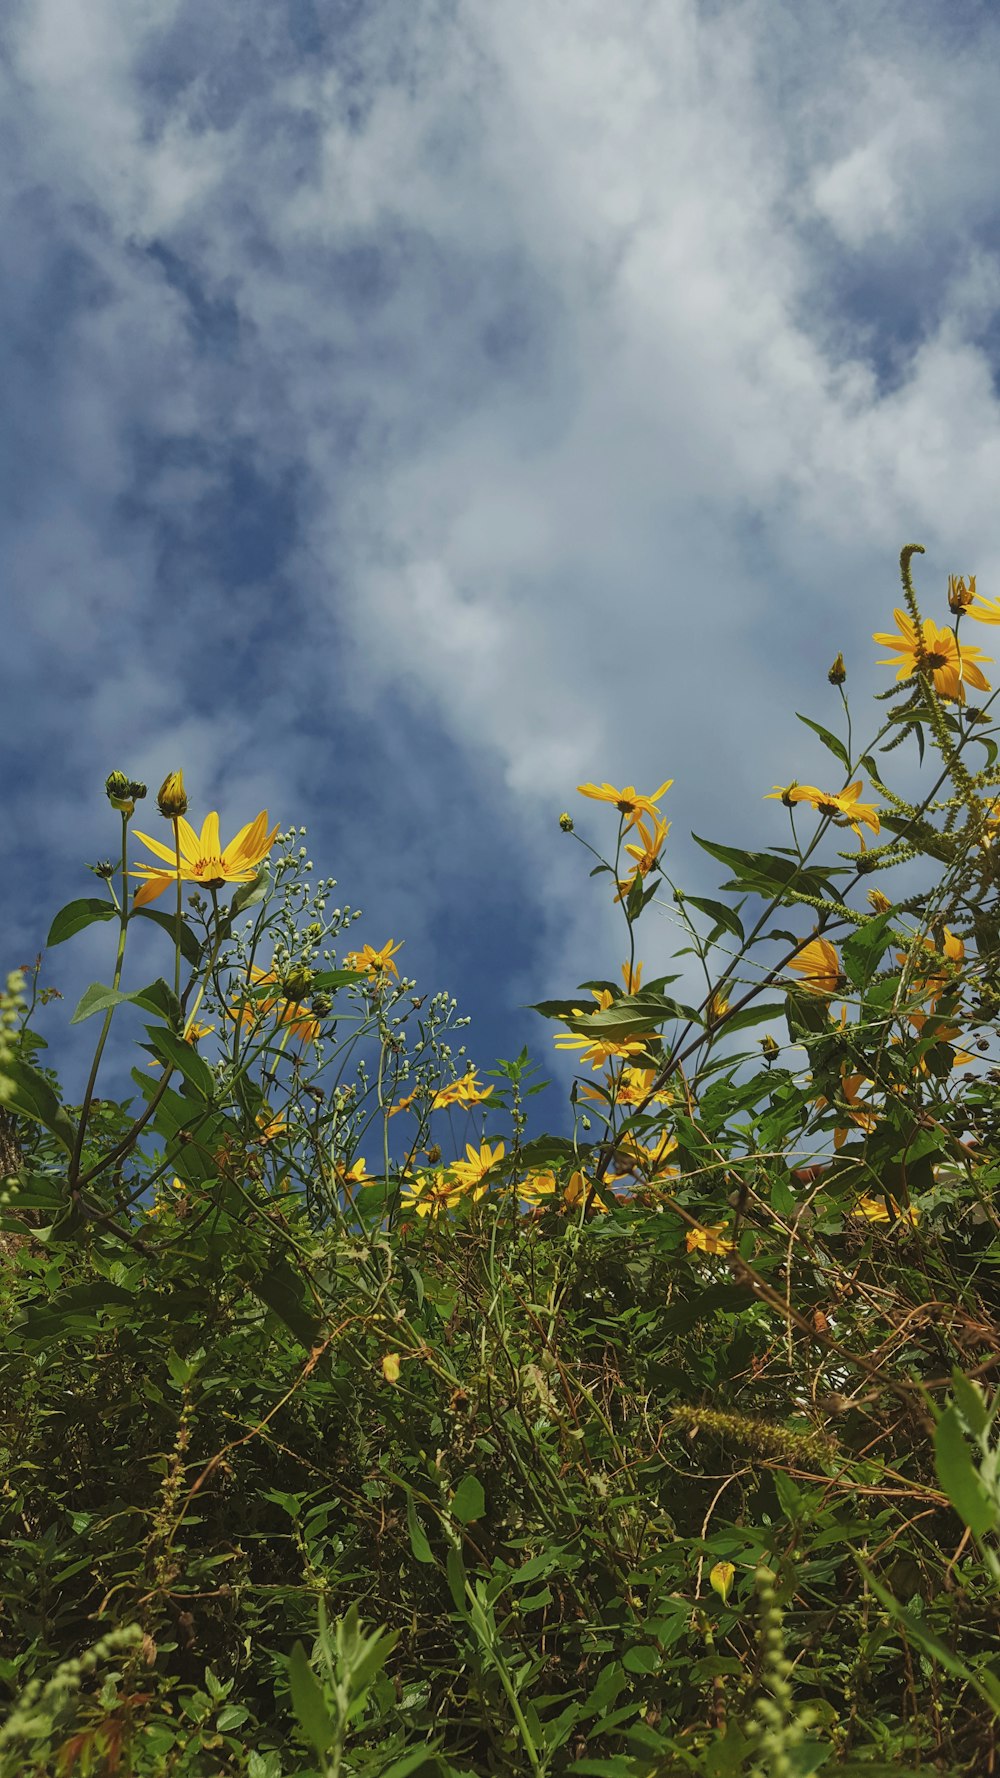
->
[925,651,947,670]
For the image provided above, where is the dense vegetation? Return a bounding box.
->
[5,546,1000,1775]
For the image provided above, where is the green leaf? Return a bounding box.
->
[0,1058,75,1155]
[856,1558,1000,1713]
[841,912,899,989]
[144,1027,215,1099]
[692,834,842,903]
[715,1002,787,1036]
[934,1404,997,1536]
[71,982,132,1025]
[230,867,272,918]
[248,1263,320,1350]
[405,1492,435,1565]
[288,1641,334,1756]
[796,713,851,772]
[451,1474,485,1524]
[46,898,118,947]
[951,1368,991,1441]
[133,907,203,966]
[684,895,746,943]
[215,1705,250,1731]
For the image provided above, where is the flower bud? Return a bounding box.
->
[827,652,846,685]
[282,967,314,1002]
[558,812,574,832]
[709,1560,736,1604]
[760,1034,779,1062]
[948,574,976,614]
[105,771,134,815]
[157,771,188,818]
[310,992,333,1018]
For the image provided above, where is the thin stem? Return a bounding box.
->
[68,812,131,1190]
[173,817,182,1001]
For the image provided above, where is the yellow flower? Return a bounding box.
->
[898,928,964,1012]
[686,1223,735,1255]
[709,1561,736,1604]
[577,778,673,830]
[850,1195,919,1226]
[611,1130,678,1180]
[815,1065,877,1149]
[554,1029,652,1071]
[563,1170,609,1214]
[131,809,278,908]
[451,1139,505,1189]
[399,1170,474,1218]
[233,965,321,1047]
[867,889,892,914]
[256,1112,289,1145]
[766,781,880,845]
[615,814,670,901]
[948,574,978,615]
[518,1169,558,1206]
[344,939,403,980]
[335,1156,371,1187]
[431,1069,494,1111]
[788,938,843,997]
[621,960,644,995]
[381,1353,402,1383]
[706,989,730,1026]
[873,609,992,703]
[156,770,189,819]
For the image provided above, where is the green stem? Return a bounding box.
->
[69,812,131,1189]
[173,817,182,1001]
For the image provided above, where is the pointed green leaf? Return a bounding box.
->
[841,912,900,989]
[133,907,203,966]
[451,1474,486,1524]
[47,898,118,947]
[796,713,851,772]
[144,1027,215,1099]
[684,895,746,944]
[405,1492,435,1565]
[692,834,842,903]
[0,1058,75,1155]
[71,982,131,1025]
[934,1405,997,1536]
[288,1641,334,1756]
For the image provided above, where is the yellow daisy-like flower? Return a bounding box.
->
[815,1065,877,1150]
[335,1155,371,1188]
[615,814,670,900]
[850,1195,919,1227]
[686,1222,735,1255]
[554,1029,652,1071]
[233,965,321,1047]
[621,960,644,995]
[788,937,843,997]
[344,939,404,981]
[873,610,992,703]
[256,1112,290,1145]
[611,1130,678,1180]
[898,927,965,1012]
[577,778,673,830]
[867,889,893,914]
[766,781,880,845]
[451,1139,505,1189]
[518,1168,558,1206]
[399,1170,476,1218]
[948,574,978,615]
[431,1069,494,1111]
[563,1170,609,1214]
[130,809,278,909]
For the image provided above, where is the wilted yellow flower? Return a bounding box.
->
[577,778,673,830]
[131,809,277,908]
[344,939,403,980]
[621,960,644,995]
[815,1065,877,1149]
[232,965,321,1047]
[686,1223,735,1255]
[827,653,846,685]
[706,989,730,1026]
[156,770,188,818]
[766,781,879,845]
[381,1353,402,1383]
[867,888,892,914]
[873,610,992,703]
[709,1561,736,1604]
[788,937,843,996]
[948,574,977,615]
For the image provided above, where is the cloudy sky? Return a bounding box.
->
[5,0,1000,1133]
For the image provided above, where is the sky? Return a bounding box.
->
[4,0,1000,1139]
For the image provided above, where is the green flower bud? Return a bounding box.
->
[105,771,134,815]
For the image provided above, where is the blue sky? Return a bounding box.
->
[4,0,1000,1139]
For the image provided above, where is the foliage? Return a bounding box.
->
[4,550,1000,1772]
